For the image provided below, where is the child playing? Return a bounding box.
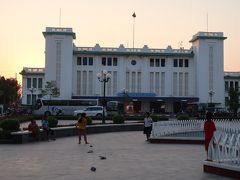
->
[76,113,89,144]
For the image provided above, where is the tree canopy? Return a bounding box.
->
[0,76,21,107]
[41,81,60,99]
[228,87,239,113]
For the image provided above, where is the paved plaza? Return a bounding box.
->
[0,132,231,180]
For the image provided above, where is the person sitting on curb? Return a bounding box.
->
[42,115,56,141]
[23,119,40,140]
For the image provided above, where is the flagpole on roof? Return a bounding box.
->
[132,12,136,51]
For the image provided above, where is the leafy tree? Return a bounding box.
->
[0,76,21,107]
[41,81,60,99]
[228,87,239,113]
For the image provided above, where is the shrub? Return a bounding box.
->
[112,114,125,124]
[0,119,20,132]
[177,114,190,120]
[151,115,169,122]
[54,115,78,120]
[47,116,58,128]
[86,117,92,125]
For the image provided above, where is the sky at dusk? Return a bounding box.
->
[0,0,240,83]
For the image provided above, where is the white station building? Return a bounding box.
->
[21,27,227,114]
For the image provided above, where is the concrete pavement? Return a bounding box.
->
[0,132,231,180]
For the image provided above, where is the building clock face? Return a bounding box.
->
[131,60,136,65]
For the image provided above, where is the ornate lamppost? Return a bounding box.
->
[208,90,215,109]
[97,70,111,124]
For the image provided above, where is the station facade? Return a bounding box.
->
[21,27,227,114]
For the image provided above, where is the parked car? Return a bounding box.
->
[73,106,107,117]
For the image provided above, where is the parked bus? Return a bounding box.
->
[34,98,99,116]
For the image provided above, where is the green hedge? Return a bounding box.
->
[86,117,92,125]
[0,119,20,132]
[177,114,190,120]
[151,115,169,122]
[47,116,58,128]
[112,114,125,124]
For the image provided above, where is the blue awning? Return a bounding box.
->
[72,95,199,102]
[117,92,156,97]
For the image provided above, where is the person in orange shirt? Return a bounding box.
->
[204,111,216,153]
[76,113,89,144]
[25,119,40,140]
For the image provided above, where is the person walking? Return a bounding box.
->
[76,113,89,144]
[204,111,216,154]
[143,112,153,141]
[42,115,55,141]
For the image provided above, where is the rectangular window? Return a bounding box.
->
[88,71,93,95]
[82,71,87,95]
[225,81,229,91]
[56,41,61,89]
[179,73,183,96]
[184,73,189,96]
[150,59,154,67]
[161,72,165,96]
[113,58,118,66]
[161,59,165,67]
[27,95,31,105]
[155,72,160,95]
[27,78,31,88]
[89,57,93,66]
[38,78,42,88]
[126,72,130,91]
[184,59,189,67]
[83,57,88,65]
[77,57,81,65]
[230,81,234,88]
[225,97,229,106]
[155,59,160,67]
[150,72,154,92]
[33,78,37,88]
[102,57,106,66]
[137,72,141,93]
[179,59,183,67]
[173,72,177,96]
[107,57,112,66]
[132,72,136,92]
[209,46,214,90]
[107,71,112,95]
[235,81,238,90]
[173,59,178,67]
[77,71,81,95]
[113,71,117,95]
[32,95,37,105]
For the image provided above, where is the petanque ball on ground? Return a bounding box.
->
[90,167,96,172]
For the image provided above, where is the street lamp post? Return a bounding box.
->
[208,90,215,110]
[209,90,215,104]
[97,70,111,124]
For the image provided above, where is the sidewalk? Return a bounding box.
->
[0,132,230,180]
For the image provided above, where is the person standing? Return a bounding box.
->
[143,112,153,141]
[42,115,55,141]
[204,111,216,153]
[76,113,89,144]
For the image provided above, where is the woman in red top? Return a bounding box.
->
[204,112,216,152]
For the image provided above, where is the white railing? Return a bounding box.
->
[152,120,204,138]
[208,120,240,167]
[152,119,240,167]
